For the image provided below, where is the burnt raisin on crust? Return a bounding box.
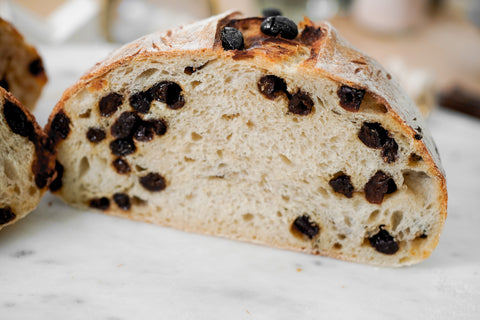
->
[149,81,185,109]
[48,110,71,147]
[111,112,140,139]
[0,207,16,225]
[0,77,9,91]
[288,91,314,115]
[369,225,399,254]
[299,24,323,46]
[129,91,152,114]
[99,92,123,117]
[257,75,288,100]
[364,171,397,204]
[113,193,131,211]
[86,127,106,143]
[329,174,354,198]
[337,85,365,112]
[260,16,298,40]
[112,157,131,174]
[3,99,34,139]
[221,26,244,51]
[89,197,110,210]
[110,138,136,156]
[28,59,45,76]
[139,172,166,192]
[292,215,320,239]
[49,161,64,192]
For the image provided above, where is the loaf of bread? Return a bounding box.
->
[0,87,55,230]
[46,11,447,266]
[0,17,47,110]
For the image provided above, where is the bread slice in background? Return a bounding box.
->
[0,87,55,230]
[46,11,447,266]
[0,17,47,110]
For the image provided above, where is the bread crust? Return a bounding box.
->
[46,11,447,266]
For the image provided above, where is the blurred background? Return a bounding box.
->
[0,0,479,119]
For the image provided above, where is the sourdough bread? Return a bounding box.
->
[46,12,447,266]
[0,17,47,110]
[0,87,55,230]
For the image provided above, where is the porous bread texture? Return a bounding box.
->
[0,89,45,230]
[0,17,47,110]
[48,12,447,266]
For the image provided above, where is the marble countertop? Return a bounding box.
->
[1,45,479,319]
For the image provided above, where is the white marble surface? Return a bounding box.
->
[1,45,479,319]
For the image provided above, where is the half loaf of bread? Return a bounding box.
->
[46,12,447,266]
[0,87,55,230]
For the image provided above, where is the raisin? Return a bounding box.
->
[28,59,44,76]
[414,133,423,140]
[364,171,397,204]
[129,91,152,114]
[292,215,320,239]
[48,111,71,145]
[133,121,155,142]
[262,8,282,17]
[329,174,354,198]
[220,27,244,51]
[86,127,106,143]
[260,16,298,40]
[184,67,195,75]
[288,91,314,115]
[112,157,131,174]
[0,77,9,91]
[139,172,166,192]
[111,112,140,139]
[49,161,64,192]
[149,119,167,136]
[113,193,131,210]
[369,226,399,254]
[337,85,365,112]
[0,207,16,225]
[257,75,287,100]
[382,137,398,163]
[110,138,136,156]
[99,92,123,117]
[89,197,110,210]
[358,122,388,149]
[149,81,185,109]
[3,99,34,139]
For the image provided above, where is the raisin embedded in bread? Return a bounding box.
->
[0,87,55,230]
[46,12,447,266]
[0,17,47,110]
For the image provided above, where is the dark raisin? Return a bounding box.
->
[184,67,195,75]
[288,91,314,115]
[0,207,16,225]
[329,174,354,198]
[89,197,110,210]
[0,77,9,91]
[220,27,244,51]
[112,157,131,174]
[257,75,287,100]
[382,137,398,163]
[28,59,44,76]
[139,172,166,192]
[49,161,64,192]
[133,121,155,142]
[110,138,136,156]
[337,85,365,112]
[358,122,388,149]
[260,16,298,40]
[129,91,152,114]
[420,233,428,239]
[99,92,123,117]
[414,133,423,140]
[364,171,397,204]
[3,99,34,139]
[369,226,399,254]
[262,8,282,17]
[292,215,320,239]
[149,119,167,136]
[299,25,323,46]
[86,127,106,143]
[49,111,71,145]
[149,81,185,109]
[111,112,140,139]
[113,193,131,210]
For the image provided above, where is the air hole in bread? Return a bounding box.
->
[190,81,202,89]
[281,194,290,202]
[279,154,292,165]
[79,109,92,118]
[368,209,380,223]
[191,132,202,141]
[402,170,431,196]
[333,243,342,250]
[28,186,37,196]
[242,213,254,222]
[391,210,403,231]
[344,216,352,227]
[135,68,159,82]
[338,233,346,240]
[3,158,18,180]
